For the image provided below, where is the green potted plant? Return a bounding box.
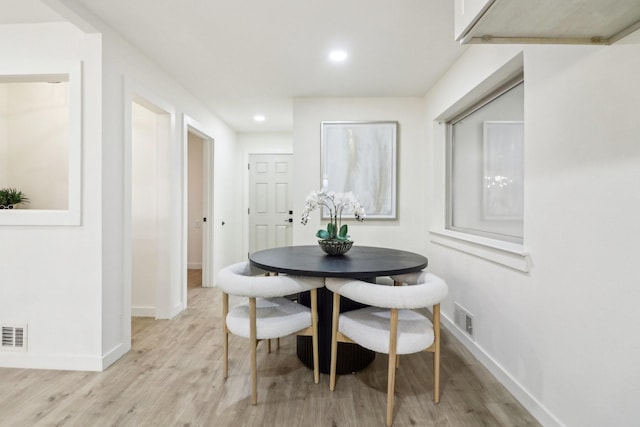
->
[0,188,29,209]
[301,189,365,255]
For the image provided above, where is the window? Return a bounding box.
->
[447,77,524,243]
[0,62,81,226]
[0,80,70,210]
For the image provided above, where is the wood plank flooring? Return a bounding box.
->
[0,270,541,426]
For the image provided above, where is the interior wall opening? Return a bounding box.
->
[187,131,204,292]
[131,100,172,319]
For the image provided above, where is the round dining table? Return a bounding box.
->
[249,245,428,374]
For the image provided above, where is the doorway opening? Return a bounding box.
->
[183,119,215,302]
[130,100,172,319]
[126,100,215,352]
[187,131,204,294]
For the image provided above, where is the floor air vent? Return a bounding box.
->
[1,324,27,352]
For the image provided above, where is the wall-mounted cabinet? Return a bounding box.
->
[455,0,640,45]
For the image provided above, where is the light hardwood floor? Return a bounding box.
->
[0,270,540,426]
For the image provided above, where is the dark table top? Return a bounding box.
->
[249,245,428,278]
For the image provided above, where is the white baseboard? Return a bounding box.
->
[102,342,129,370]
[188,262,202,269]
[131,306,155,317]
[170,302,184,319]
[0,351,103,371]
[441,313,565,427]
[0,341,131,372]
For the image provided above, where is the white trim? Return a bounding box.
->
[183,114,216,290]
[441,314,565,427]
[0,352,103,371]
[0,345,132,371]
[430,229,530,272]
[101,342,129,370]
[131,306,156,317]
[122,85,133,351]
[187,262,202,269]
[42,0,101,34]
[171,302,184,318]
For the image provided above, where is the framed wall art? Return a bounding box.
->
[321,121,397,219]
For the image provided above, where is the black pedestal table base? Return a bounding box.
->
[297,286,375,374]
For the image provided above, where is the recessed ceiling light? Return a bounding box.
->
[329,50,348,62]
[253,114,266,122]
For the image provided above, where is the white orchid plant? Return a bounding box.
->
[301,190,365,241]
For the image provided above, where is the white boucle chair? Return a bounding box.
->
[326,271,448,427]
[217,261,324,405]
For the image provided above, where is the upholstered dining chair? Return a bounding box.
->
[217,261,324,405]
[326,271,448,426]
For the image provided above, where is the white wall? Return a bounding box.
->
[424,37,640,426]
[291,41,640,425]
[238,132,292,158]
[292,98,427,252]
[0,8,241,370]
[95,9,241,366]
[0,22,103,370]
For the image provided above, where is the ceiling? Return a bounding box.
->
[2,0,465,133]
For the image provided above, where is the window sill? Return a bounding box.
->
[0,209,81,226]
[430,229,530,272]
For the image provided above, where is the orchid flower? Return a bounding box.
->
[301,189,365,240]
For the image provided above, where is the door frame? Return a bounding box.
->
[123,78,179,357]
[122,84,216,356]
[183,115,215,291]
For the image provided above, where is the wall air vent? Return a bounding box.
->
[1,324,27,352]
[454,303,474,339]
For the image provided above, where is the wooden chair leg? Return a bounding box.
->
[310,288,319,384]
[433,303,441,403]
[250,297,257,405]
[393,280,402,369]
[222,292,229,380]
[387,308,399,427]
[329,292,341,391]
[267,339,271,353]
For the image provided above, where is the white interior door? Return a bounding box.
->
[249,154,293,253]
